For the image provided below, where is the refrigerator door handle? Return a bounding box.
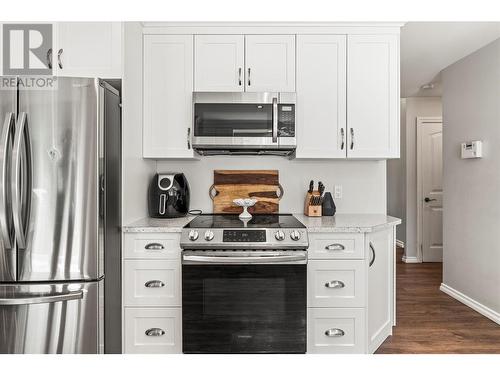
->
[12,112,32,249]
[0,290,84,305]
[0,112,15,249]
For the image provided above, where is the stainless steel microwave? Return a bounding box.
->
[192,92,296,156]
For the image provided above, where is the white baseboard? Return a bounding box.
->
[401,255,420,263]
[440,283,500,325]
[396,240,405,248]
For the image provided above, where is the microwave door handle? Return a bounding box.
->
[272,97,278,143]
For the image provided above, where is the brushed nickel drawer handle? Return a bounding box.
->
[325,243,345,251]
[325,328,345,337]
[145,328,165,337]
[325,280,345,289]
[145,243,164,250]
[145,280,165,288]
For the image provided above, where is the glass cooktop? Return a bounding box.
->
[184,214,305,229]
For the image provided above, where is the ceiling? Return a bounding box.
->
[401,22,500,97]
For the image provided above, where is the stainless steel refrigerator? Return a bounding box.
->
[0,77,122,354]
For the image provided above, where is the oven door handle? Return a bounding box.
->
[182,253,307,264]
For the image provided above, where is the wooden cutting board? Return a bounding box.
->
[210,170,282,214]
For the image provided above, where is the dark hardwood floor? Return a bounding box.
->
[376,248,500,354]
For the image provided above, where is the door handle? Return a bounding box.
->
[12,112,32,250]
[145,243,164,250]
[47,48,53,69]
[325,328,345,337]
[0,113,15,249]
[0,290,83,305]
[340,128,345,150]
[145,328,165,337]
[145,280,165,288]
[350,128,354,150]
[57,48,63,69]
[325,280,345,289]
[325,243,345,251]
[247,68,251,86]
[238,67,242,86]
[369,242,376,267]
[424,197,437,202]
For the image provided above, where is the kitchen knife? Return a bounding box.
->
[308,180,314,194]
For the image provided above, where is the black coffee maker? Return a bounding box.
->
[148,173,190,218]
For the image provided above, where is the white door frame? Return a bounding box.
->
[416,116,443,262]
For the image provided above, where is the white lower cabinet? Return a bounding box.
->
[124,308,182,354]
[306,228,395,354]
[123,233,183,354]
[307,308,365,354]
[308,260,366,308]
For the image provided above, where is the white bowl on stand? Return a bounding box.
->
[233,198,257,220]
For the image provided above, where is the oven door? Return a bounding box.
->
[182,256,306,353]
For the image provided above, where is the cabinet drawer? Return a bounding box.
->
[307,308,366,354]
[308,233,364,259]
[124,260,181,306]
[308,260,366,308]
[124,233,181,259]
[124,308,182,354]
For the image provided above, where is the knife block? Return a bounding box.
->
[304,191,322,217]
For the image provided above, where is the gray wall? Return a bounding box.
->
[387,97,442,259]
[442,38,500,317]
[157,158,387,214]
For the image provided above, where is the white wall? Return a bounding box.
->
[387,97,442,259]
[122,22,156,223]
[157,158,387,214]
[441,38,500,320]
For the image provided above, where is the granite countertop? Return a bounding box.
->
[293,214,401,233]
[122,216,195,233]
[122,214,401,233]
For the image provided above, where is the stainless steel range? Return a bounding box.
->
[180,214,308,354]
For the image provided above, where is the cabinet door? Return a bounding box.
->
[143,35,194,158]
[245,35,295,92]
[347,35,399,158]
[194,35,244,92]
[367,227,395,353]
[296,35,346,158]
[55,22,122,78]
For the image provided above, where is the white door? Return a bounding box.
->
[346,34,399,158]
[417,118,443,262]
[54,22,122,78]
[245,35,295,92]
[194,35,244,92]
[143,35,194,159]
[296,35,346,158]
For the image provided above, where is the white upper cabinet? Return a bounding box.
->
[143,35,194,159]
[193,34,295,92]
[54,22,122,78]
[194,35,244,92]
[347,35,399,158]
[296,35,347,159]
[245,35,295,92]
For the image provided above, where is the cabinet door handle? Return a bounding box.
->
[247,68,251,86]
[340,128,345,150]
[145,280,165,288]
[325,328,345,337]
[325,243,345,251]
[145,243,164,250]
[57,48,63,69]
[238,67,242,86]
[187,128,191,150]
[369,241,376,267]
[350,128,354,150]
[47,48,53,69]
[145,328,165,337]
[325,280,345,289]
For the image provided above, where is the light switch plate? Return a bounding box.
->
[334,185,342,199]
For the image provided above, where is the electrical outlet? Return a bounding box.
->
[334,185,342,199]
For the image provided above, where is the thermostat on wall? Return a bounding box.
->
[461,140,483,159]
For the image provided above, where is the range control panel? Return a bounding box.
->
[223,230,266,242]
